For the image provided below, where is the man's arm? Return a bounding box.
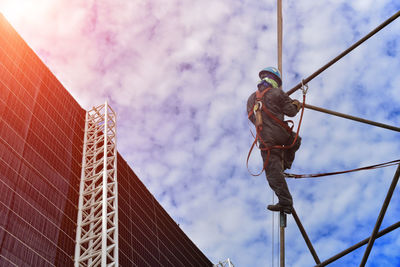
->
[247,92,256,124]
[280,91,300,117]
[292,100,301,111]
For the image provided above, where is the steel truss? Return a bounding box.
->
[213,258,235,267]
[277,8,400,267]
[74,102,119,267]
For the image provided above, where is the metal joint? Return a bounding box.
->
[301,79,309,95]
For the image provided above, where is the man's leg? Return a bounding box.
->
[284,134,301,170]
[261,148,293,208]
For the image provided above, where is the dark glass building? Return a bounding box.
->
[0,13,211,266]
[117,155,211,266]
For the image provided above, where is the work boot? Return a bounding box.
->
[267,203,292,214]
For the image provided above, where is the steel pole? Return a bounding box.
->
[305,103,400,132]
[286,10,400,96]
[280,212,286,267]
[277,1,284,265]
[316,221,400,266]
[292,208,321,264]
[277,0,283,75]
[359,163,400,266]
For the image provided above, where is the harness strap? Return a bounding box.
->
[261,105,293,133]
[247,89,306,176]
[248,88,293,133]
[285,159,400,178]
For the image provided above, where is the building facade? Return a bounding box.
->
[118,154,211,266]
[0,14,211,266]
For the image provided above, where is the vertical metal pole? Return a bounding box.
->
[113,104,119,267]
[102,101,109,266]
[280,212,286,267]
[277,1,284,266]
[277,0,283,75]
[272,196,275,266]
[359,163,400,267]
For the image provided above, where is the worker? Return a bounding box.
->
[247,67,302,214]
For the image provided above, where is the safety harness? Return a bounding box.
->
[251,88,294,133]
[247,85,307,176]
[247,82,399,179]
[285,159,400,178]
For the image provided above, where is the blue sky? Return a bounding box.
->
[1,0,400,266]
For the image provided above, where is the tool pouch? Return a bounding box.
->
[254,102,263,128]
[255,110,263,128]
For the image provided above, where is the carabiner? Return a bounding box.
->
[253,101,262,114]
[301,79,309,95]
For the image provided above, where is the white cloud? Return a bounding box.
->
[2,0,400,265]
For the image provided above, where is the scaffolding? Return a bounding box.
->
[74,102,119,267]
[274,5,400,267]
[213,258,235,267]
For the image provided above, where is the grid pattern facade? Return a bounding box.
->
[0,13,211,266]
[0,14,85,266]
[118,154,212,266]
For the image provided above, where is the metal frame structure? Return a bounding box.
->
[289,164,400,267]
[274,7,400,267]
[213,258,235,267]
[74,102,119,267]
[277,1,285,266]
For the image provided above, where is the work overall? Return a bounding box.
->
[247,85,301,207]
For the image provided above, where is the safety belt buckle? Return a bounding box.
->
[253,101,262,113]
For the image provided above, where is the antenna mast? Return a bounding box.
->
[277,1,285,266]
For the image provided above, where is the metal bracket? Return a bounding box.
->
[301,79,309,95]
[280,212,287,228]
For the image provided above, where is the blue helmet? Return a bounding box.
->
[259,67,282,87]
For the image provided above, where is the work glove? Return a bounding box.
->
[292,100,301,111]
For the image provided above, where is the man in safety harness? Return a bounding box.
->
[247,67,302,214]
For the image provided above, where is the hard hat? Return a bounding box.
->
[259,67,282,87]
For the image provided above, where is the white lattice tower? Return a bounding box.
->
[213,258,235,267]
[75,102,118,267]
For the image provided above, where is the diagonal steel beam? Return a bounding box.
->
[304,103,400,133]
[292,208,321,264]
[359,163,400,266]
[316,221,400,266]
[286,10,400,96]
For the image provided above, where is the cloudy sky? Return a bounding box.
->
[2,0,400,266]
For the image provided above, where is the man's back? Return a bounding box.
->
[247,86,299,145]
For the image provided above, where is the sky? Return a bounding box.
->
[1,0,400,266]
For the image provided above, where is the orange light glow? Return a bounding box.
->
[0,0,53,27]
